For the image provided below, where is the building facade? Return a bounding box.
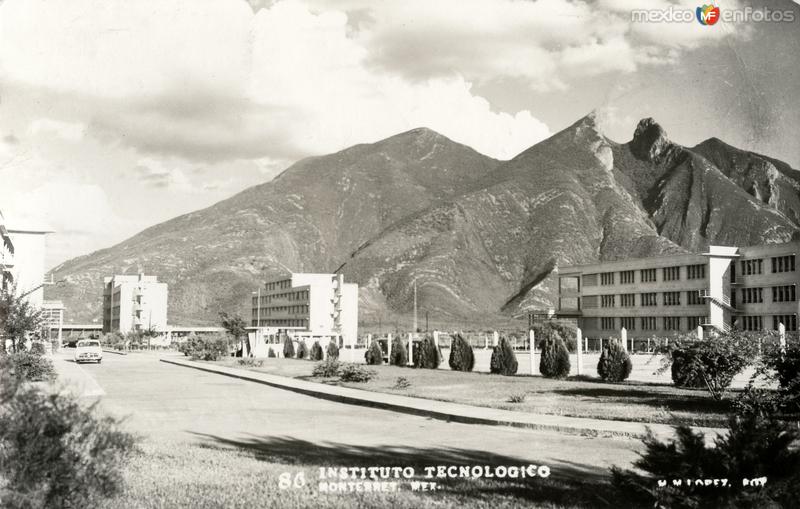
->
[556,242,800,339]
[0,211,51,308]
[250,273,358,349]
[41,300,65,343]
[102,274,168,334]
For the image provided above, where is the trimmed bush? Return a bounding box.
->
[29,341,46,356]
[0,381,137,508]
[393,376,411,389]
[296,341,308,360]
[282,337,295,358]
[611,413,800,508]
[309,341,323,361]
[364,341,384,365]
[184,335,230,361]
[340,363,377,383]
[312,358,341,378]
[389,336,408,366]
[490,336,518,376]
[325,341,340,360]
[413,336,442,369]
[448,334,474,372]
[597,338,632,382]
[539,336,570,379]
[1,352,56,382]
[268,347,276,358]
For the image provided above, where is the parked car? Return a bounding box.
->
[74,340,103,364]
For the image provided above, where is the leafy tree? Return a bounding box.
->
[490,336,518,376]
[364,341,384,365]
[219,311,248,355]
[389,336,408,366]
[413,335,442,369]
[310,341,324,361]
[296,341,309,360]
[597,338,632,382]
[448,334,475,372]
[325,340,339,360]
[534,320,577,352]
[282,336,295,358]
[0,288,44,352]
[539,336,570,378]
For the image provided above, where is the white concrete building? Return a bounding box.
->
[102,274,168,334]
[0,210,51,308]
[249,273,358,356]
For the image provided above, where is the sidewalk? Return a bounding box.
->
[160,356,726,441]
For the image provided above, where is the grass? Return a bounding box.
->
[209,357,732,428]
[99,435,618,509]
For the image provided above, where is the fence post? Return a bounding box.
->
[407,333,414,366]
[780,322,787,353]
[433,330,439,349]
[529,329,536,376]
[621,327,628,352]
[576,328,583,376]
[387,332,393,362]
[367,333,372,348]
[492,331,499,347]
[696,326,703,341]
[485,334,489,349]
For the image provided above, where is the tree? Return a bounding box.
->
[282,336,295,358]
[364,341,384,365]
[389,336,408,366]
[490,336,518,375]
[310,341,324,361]
[533,320,577,352]
[448,334,475,372]
[412,335,442,369]
[219,311,248,356]
[597,338,632,382]
[539,336,570,378]
[0,287,44,352]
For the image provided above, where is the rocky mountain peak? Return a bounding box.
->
[631,117,671,162]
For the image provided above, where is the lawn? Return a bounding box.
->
[99,436,618,509]
[210,357,732,428]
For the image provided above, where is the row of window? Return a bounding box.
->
[736,255,796,276]
[588,264,707,286]
[252,289,310,306]
[740,315,799,332]
[251,318,308,328]
[251,304,310,316]
[265,279,293,291]
[591,291,701,308]
[736,286,796,304]
[597,316,706,331]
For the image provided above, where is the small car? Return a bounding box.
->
[74,340,103,364]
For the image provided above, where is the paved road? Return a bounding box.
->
[54,350,642,477]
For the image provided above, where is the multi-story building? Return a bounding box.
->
[41,300,65,343]
[555,242,800,339]
[250,273,358,348]
[102,274,168,334]
[0,210,51,308]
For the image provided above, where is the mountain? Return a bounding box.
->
[47,114,800,326]
[47,128,499,324]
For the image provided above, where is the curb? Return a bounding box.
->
[159,357,725,440]
[102,349,128,355]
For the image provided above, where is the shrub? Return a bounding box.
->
[389,336,408,366]
[282,337,295,358]
[490,336,518,376]
[507,392,526,403]
[611,413,800,508]
[309,341,323,361]
[539,336,570,379]
[413,336,442,369]
[339,363,377,383]
[268,347,276,358]
[296,341,309,360]
[312,358,341,378]
[393,376,411,389]
[1,352,56,382]
[185,335,230,362]
[325,341,340,360]
[448,334,475,372]
[29,341,46,356]
[364,341,384,365]
[660,333,754,400]
[763,343,800,390]
[237,358,264,368]
[0,382,137,508]
[597,338,632,382]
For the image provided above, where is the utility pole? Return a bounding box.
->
[412,279,418,332]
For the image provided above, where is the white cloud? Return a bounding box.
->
[29,118,86,142]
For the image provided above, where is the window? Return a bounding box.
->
[663,266,681,281]
[772,285,797,303]
[583,274,598,287]
[687,264,706,279]
[741,288,764,304]
[641,316,657,330]
[601,295,615,308]
[641,292,658,306]
[641,268,657,283]
[582,295,598,309]
[686,291,704,306]
[772,255,796,273]
[687,316,705,330]
[620,317,636,330]
[740,259,763,276]
[620,294,636,307]
[741,316,763,331]
[620,270,635,284]
[663,291,681,306]
[773,315,798,331]
[601,317,616,330]
[600,272,615,285]
[664,316,681,331]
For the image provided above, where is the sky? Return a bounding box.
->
[1,0,799,269]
